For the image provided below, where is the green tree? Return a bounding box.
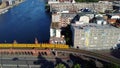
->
[74,64,81,68]
[75,0,84,2]
[55,63,66,68]
[104,63,120,68]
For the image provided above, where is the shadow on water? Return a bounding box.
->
[111,44,120,59]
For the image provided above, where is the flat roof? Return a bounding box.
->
[71,23,118,30]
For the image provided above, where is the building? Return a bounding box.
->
[52,13,61,23]
[50,2,113,13]
[52,12,76,28]
[50,28,61,38]
[49,36,66,44]
[50,28,66,44]
[71,23,120,50]
[50,17,66,44]
[2,0,23,6]
[2,0,13,5]
[113,1,120,11]
[60,12,76,27]
[48,0,75,4]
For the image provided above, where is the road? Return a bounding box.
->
[0,56,52,68]
[0,48,120,67]
[0,55,69,68]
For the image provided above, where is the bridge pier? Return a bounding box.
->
[55,51,57,57]
[32,49,38,56]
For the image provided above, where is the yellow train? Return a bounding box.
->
[0,44,69,49]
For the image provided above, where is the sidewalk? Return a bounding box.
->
[0,6,11,14]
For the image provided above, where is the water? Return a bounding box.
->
[0,0,51,43]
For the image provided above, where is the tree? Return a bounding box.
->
[104,63,120,68]
[55,63,66,68]
[74,64,81,68]
[75,0,84,2]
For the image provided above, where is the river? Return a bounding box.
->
[0,0,51,43]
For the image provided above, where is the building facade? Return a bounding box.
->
[113,1,120,11]
[52,12,76,27]
[48,0,75,4]
[52,13,61,23]
[50,2,113,13]
[71,23,120,50]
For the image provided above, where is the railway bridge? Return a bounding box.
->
[0,43,119,65]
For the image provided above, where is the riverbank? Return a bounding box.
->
[0,0,24,15]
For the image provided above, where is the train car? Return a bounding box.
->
[26,44,39,48]
[0,44,13,48]
[0,43,69,49]
[13,44,26,48]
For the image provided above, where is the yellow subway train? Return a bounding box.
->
[0,44,69,49]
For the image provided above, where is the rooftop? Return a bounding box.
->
[71,23,118,30]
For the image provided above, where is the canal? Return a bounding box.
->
[0,0,51,43]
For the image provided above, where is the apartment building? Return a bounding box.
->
[71,23,120,50]
[48,0,75,4]
[50,2,113,13]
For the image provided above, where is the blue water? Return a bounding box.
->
[0,0,51,43]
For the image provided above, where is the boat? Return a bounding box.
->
[1,9,8,14]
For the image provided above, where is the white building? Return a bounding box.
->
[50,28,61,38]
[50,28,66,44]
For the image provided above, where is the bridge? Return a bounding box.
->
[0,48,120,65]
